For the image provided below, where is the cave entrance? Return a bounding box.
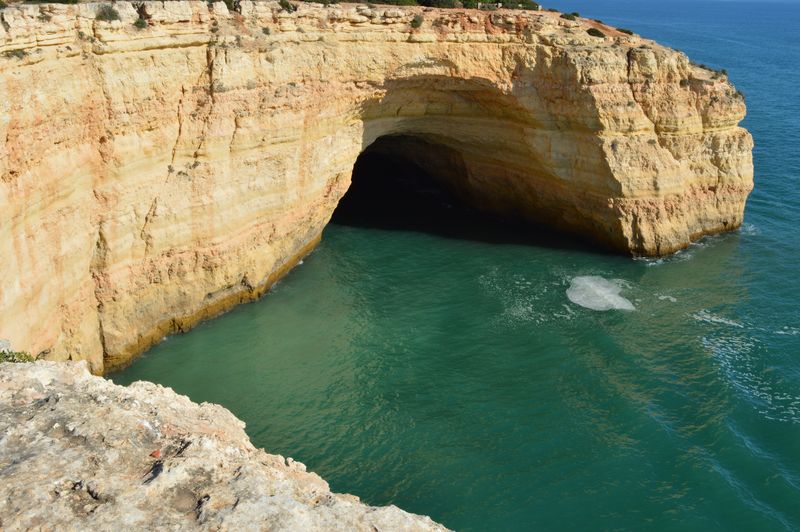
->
[331,135,580,248]
[331,135,478,238]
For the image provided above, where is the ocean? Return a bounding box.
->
[115,1,800,529]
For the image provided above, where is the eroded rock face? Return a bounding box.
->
[0,1,753,372]
[0,361,448,530]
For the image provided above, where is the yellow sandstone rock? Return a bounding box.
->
[0,1,753,373]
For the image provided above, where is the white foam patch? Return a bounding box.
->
[775,326,800,336]
[566,276,635,311]
[692,310,744,329]
[739,222,759,236]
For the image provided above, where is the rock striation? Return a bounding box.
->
[0,1,753,372]
[0,360,448,530]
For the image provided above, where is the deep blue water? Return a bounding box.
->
[116,2,800,530]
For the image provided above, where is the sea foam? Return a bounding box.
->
[566,276,635,311]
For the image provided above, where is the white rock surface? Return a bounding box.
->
[0,361,448,531]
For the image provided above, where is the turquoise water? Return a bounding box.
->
[115,1,800,529]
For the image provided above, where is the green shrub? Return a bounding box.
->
[691,61,727,78]
[504,0,540,10]
[587,27,604,38]
[617,27,633,35]
[0,350,34,363]
[0,1,7,9]
[96,4,120,22]
[3,49,28,59]
[420,0,458,7]
[560,13,576,21]
[134,17,148,28]
[223,0,241,13]
[410,13,423,28]
[365,0,417,4]
[279,0,296,12]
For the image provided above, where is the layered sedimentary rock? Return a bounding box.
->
[0,361,447,530]
[0,1,753,372]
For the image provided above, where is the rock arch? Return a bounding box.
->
[352,73,618,249]
[0,1,753,372]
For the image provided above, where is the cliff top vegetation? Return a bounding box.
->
[0,0,543,10]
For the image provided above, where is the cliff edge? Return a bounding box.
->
[0,361,448,530]
[0,1,753,372]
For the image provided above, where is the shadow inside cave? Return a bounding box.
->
[330,136,599,253]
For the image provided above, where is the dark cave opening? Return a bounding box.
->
[332,138,470,235]
[330,135,586,249]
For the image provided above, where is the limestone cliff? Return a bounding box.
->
[0,1,753,372]
[0,361,448,530]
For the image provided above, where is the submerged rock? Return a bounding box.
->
[0,361,448,531]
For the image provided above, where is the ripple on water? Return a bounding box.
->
[701,331,800,424]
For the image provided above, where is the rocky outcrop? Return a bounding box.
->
[0,1,753,372]
[0,361,448,530]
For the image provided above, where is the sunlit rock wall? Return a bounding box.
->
[0,1,753,372]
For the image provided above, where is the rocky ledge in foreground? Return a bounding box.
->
[0,361,447,530]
